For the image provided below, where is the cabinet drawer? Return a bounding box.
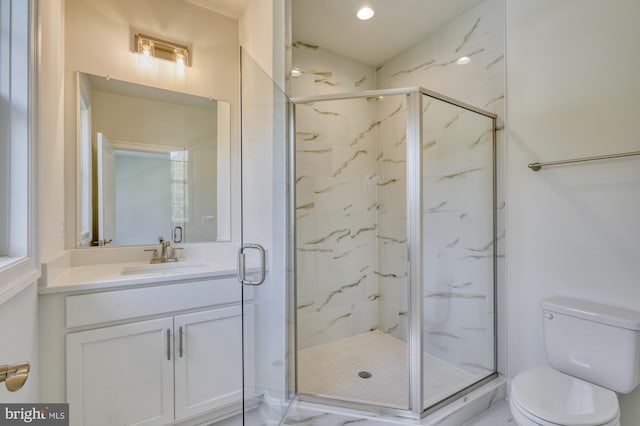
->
[66,278,241,328]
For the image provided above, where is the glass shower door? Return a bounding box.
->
[239,48,292,425]
[420,93,496,411]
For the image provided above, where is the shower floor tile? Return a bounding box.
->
[297,330,480,409]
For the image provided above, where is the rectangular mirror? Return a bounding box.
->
[76,72,231,247]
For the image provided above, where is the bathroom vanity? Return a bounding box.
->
[38,257,253,426]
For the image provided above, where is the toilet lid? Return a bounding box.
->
[511,367,619,426]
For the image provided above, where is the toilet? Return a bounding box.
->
[510,296,640,426]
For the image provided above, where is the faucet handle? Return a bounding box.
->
[170,247,183,261]
[144,248,160,263]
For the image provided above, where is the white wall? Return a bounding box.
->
[505,1,640,422]
[38,0,65,263]
[240,0,285,88]
[240,0,272,80]
[63,0,240,252]
[0,284,39,402]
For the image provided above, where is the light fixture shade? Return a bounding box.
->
[134,33,191,66]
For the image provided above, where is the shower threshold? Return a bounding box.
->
[297,330,484,410]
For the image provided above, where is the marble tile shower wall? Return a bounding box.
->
[374,97,409,341]
[291,46,383,349]
[376,0,505,374]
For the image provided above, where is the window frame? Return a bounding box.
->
[0,0,38,305]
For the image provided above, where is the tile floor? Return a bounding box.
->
[297,331,482,409]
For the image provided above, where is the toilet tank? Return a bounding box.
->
[542,296,640,393]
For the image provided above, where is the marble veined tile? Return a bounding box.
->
[464,401,514,425]
[279,379,507,426]
[291,44,376,96]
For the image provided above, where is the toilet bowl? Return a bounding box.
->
[510,367,620,426]
[509,297,640,426]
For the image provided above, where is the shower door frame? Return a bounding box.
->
[289,87,498,418]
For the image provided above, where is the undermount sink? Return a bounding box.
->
[121,261,210,276]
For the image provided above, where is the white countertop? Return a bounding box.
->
[39,261,238,295]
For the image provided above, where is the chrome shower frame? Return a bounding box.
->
[288,87,498,418]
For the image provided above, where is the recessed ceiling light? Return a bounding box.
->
[357,7,374,20]
[290,68,302,78]
[456,56,471,65]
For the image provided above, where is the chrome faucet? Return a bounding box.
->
[144,236,182,263]
[159,236,171,262]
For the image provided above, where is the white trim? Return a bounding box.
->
[111,140,184,154]
[0,0,40,305]
[0,0,10,256]
[216,101,231,241]
[76,72,93,247]
[28,0,39,271]
[0,258,39,306]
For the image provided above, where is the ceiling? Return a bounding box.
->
[183,0,486,66]
[294,0,485,66]
[183,0,249,19]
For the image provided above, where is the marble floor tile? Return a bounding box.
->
[280,381,509,426]
[464,401,514,425]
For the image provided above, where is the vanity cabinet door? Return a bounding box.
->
[174,306,247,421]
[67,318,175,426]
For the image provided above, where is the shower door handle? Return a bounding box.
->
[237,244,266,286]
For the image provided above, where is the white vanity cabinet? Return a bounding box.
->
[174,306,252,421]
[39,273,253,426]
[67,318,175,426]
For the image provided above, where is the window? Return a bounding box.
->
[0,0,37,299]
[170,150,189,225]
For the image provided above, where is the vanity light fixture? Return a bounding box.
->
[456,56,471,65]
[134,33,191,67]
[356,6,375,20]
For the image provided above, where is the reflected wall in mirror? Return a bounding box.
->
[77,72,231,247]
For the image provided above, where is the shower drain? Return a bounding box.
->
[358,371,372,379]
